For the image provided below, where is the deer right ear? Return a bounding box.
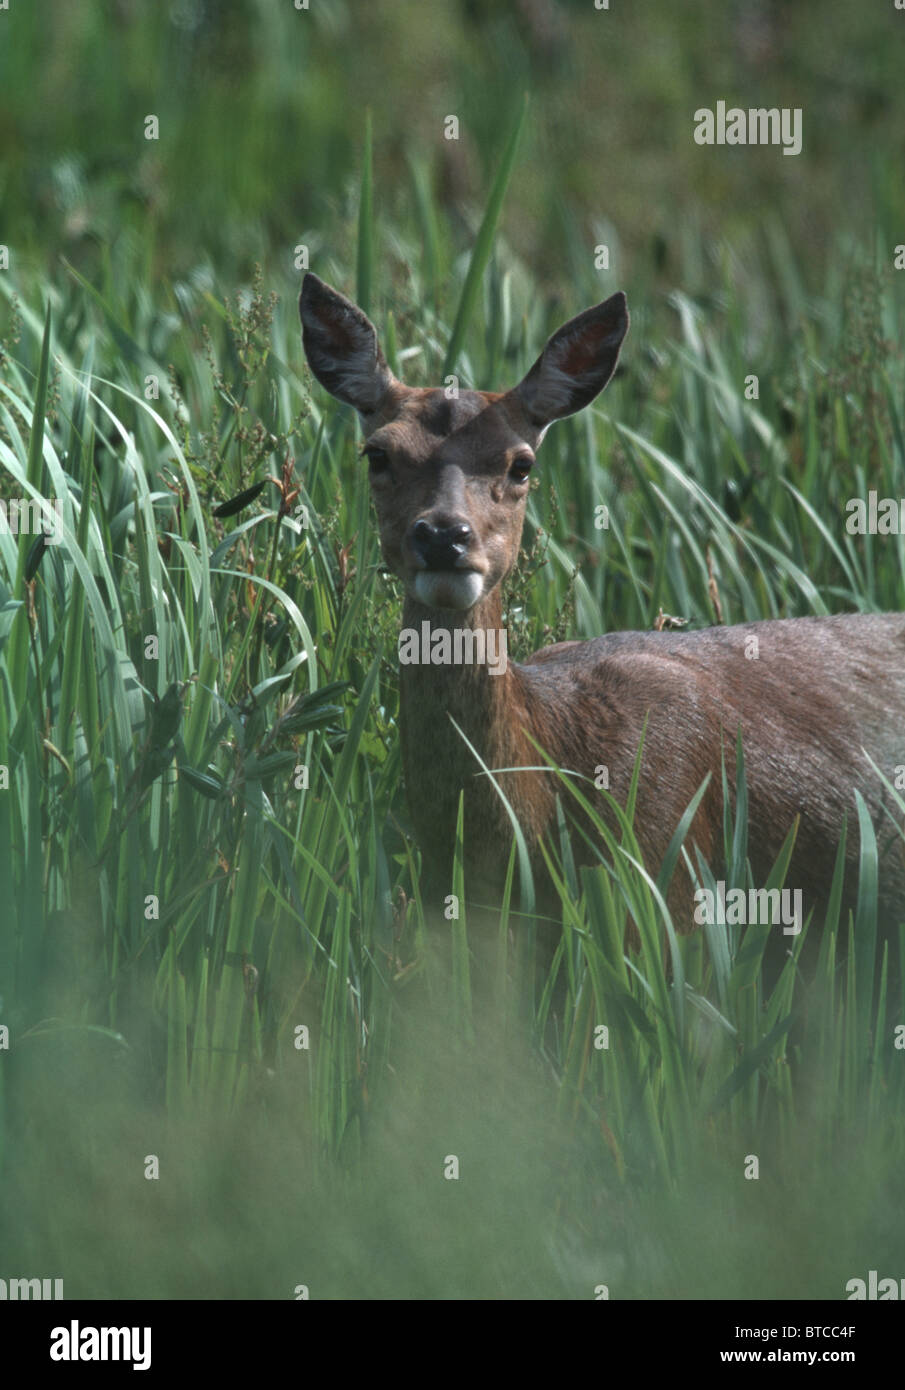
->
[514,291,629,431]
[299,274,395,416]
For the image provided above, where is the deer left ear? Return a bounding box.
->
[514,292,629,429]
[299,273,396,416]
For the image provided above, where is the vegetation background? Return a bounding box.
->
[1,0,904,1299]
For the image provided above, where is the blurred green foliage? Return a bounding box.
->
[2,0,904,290]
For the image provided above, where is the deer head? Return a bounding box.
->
[299,273,629,613]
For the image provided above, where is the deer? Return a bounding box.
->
[299,272,905,944]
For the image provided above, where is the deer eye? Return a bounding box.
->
[508,455,534,484]
[364,445,390,474]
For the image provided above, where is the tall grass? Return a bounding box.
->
[1,129,904,1295]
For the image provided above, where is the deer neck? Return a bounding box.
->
[398,587,548,888]
[399,584,521,727]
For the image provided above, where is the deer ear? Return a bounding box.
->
[514,292,628,429]
[299,274,395,415]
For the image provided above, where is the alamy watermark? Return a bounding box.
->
[845,1270,905,1300]
[0,496,64,544]
[1,1275,64,1299]
[50,1321,151,1371]
[694,102,802,156]
[398,623,508,676]
[845,491,905,535]
[694,881,802,935]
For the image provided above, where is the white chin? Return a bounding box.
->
[412,570,484,611]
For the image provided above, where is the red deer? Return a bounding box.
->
[299,273,905,937]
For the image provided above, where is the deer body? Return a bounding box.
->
[400,601,905,916]
[300,274,905,926]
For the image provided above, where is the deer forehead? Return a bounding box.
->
[367,388,531,464]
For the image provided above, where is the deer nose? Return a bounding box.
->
[410,519,473,570]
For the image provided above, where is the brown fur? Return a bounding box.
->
[401,600,905,923]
